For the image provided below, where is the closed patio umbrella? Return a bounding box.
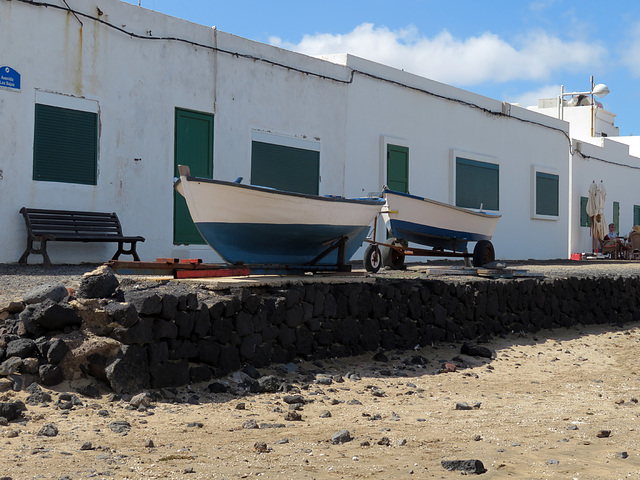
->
[587,181,607,252]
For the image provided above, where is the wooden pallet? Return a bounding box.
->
[106,258,355,279]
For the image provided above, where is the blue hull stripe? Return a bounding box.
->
[195,222,371,265]
[388,219,492,252]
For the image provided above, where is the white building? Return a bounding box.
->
[1,0,630,265]
[530,96,640,255]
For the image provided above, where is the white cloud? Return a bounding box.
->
[621,21,640,77]
[529,0,559,13]
[270,23,607,86]
[508,85,562,108]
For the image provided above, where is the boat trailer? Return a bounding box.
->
[362,216,495,273]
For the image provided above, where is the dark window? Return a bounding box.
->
[251,141,319,195]
[33,104,98,185]
[580,196,591,227]
[535,171,559,216]
[455,157,499,210]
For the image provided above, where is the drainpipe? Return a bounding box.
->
[567,137,574,259]
[590,75,595,137]
[213,26,217,114]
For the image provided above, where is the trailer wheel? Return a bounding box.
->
[382,238,407,269]
[472,240,495,267]
[364,244,382,273]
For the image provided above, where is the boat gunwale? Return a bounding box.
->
[177,176,385,206]
[382,189,502,219]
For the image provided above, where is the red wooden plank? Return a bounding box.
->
[156,258,180,264]
[175,267,251,279]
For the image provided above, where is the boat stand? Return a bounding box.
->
[107,242,353,279]
[306,235,349,268]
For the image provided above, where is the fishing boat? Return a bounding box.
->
[174,165,385,266]
[364,189,501,271]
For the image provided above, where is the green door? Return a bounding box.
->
[387,144,409,193]
[174,108,214,244]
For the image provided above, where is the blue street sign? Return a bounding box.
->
[0,66,20,91]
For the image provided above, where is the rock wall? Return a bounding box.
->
[2,273,640,394]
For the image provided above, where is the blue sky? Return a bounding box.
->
[122,0,640,136]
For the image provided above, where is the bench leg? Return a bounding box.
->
[18,249,29,265]
[41,241,52,267]
[113,241,141,262]
[19,238,52,267]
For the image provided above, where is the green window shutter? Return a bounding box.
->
[535,172,559,216]
[387,145,409,193]
[33,104,97,185]
[634,205,640,226]
[580,196,591,227]
[455,157,499,210]
[251,141,319,195]
[613,201,620,231]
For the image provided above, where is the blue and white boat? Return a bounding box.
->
[381,189,501,253]
[174,165,384,265]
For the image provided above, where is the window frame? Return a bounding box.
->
[580,196,592,227]
[450,150,500,211]
[531,165,559,220]
[250,130,320,195]
[633,205,640,227]
[33,91,99,186]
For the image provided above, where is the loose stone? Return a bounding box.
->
[285,411,302,421]
[109,420,132,434]
[37,424,58,437]
[242,419,259,429]
[441,459,486,474]
[331,429,352,445]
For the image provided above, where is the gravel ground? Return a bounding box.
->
[0,263,103,305]
[3,259,640,306]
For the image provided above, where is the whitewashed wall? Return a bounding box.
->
[571,138,640,254]
[328,55,571,260]
[0,0,349,264]
[3,0,630,265]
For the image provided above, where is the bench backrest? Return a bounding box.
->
[20,208,124,237]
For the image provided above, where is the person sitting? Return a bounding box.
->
[604,223,617,240]
[602,223,627,258]
[629,226,640,259]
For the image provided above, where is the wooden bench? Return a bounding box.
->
[19,208,145,266]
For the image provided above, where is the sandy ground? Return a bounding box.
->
[1,321,640,480]
[3,260,640,479]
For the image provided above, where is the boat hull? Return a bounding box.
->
[175,172,384,265]
[196,222,372,265]
[382,190,501,252]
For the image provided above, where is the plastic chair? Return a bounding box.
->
[629,232,640,259]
